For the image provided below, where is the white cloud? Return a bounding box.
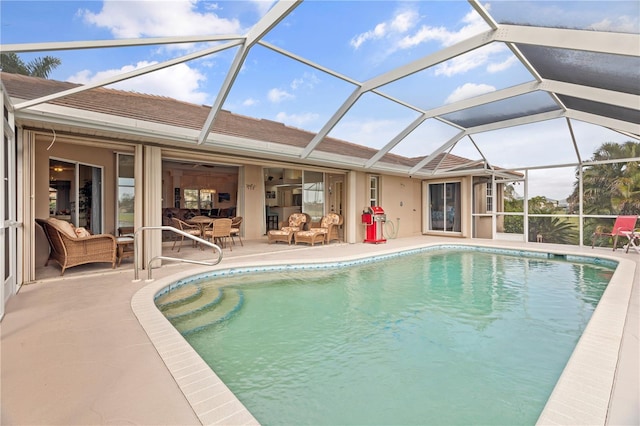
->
[242,98,259,107]
[249,0,277,17]
[589,15,639,33]
[397,7,488,51]
[267,88,294,103]
[434,43,506,77]
[290,72,320,90]
[275,111,319,128]
[445,83,496,104]
[67,61,209,105]
[79,0,242,39]
[350,9,418,49]
[487,55,518,73]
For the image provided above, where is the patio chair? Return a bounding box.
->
[204,218,233,250]
[591,215,638,251]
[267,212,310,245]
[35,217,117,275]
[230,216,243,246]
[170,217,202,252]
[308,212,343,243]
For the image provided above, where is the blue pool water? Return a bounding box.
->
[157,247,615,425]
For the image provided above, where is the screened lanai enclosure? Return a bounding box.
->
[2,0,639,246]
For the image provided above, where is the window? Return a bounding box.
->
[200,189,216,209]
[369,175,379,207]
[486,184,493,213]
[183,188,216,209]
[117,153,134,229]
[183,189,199,209]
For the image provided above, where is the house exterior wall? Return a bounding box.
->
[24,124,480,282]
[33,134,118,267]
[243,164,267,240]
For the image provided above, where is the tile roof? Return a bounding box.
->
[2,72,481,172]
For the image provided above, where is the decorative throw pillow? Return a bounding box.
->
[75,227,91,238]
[49,218,77,238]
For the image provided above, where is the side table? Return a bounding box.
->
[116,236,135,266]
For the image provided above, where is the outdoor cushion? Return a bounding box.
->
[49,218,77,238]
[75,227,91,238]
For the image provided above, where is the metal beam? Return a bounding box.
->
[197,0,302,144]
[426,81,540,118]
[1,35,243,53]
[14,40,243,111]
[362,29,496,92]
[495,25,640,57]
[300,87,364,158]
[364,115,428,168]
[409,130,466,175]
[564,110,640,135]
[540,80,639,110]
[465,110,565,134]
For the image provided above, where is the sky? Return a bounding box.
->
[1,0,638,200]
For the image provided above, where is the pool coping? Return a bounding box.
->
[130,241,636,425]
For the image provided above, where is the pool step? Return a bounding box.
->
[160,285,223,320]
[169,288,244,335]
[155,283,201,309]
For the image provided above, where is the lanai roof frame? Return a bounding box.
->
[1,0,638,178]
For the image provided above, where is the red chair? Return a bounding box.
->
[591,215,638,251]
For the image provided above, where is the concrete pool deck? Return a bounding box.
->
[2,236,638,425]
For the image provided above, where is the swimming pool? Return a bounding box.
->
[154,246,617,425]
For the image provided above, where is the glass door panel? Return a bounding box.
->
[78,164,103,234]
[429,182,461,232]
[303,171,324,222]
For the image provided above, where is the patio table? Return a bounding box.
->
[186,216,215,235]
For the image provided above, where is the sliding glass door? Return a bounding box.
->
[49,158,103,234]
[428,182,461,232]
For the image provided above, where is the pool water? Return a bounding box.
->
[161,249,614,425]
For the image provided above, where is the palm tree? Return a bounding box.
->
[567,141,640,245]
[527,196,579,244]
[1,52,61,78]
[568,141,640,215]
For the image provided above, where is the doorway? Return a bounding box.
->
[426,181,461,233]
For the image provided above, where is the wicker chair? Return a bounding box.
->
[170,217,202,252]
[204,218,233,250]
[35,218,117,275]
[267,213,310,245]
[308,212,343,243]
[230,216,243,246]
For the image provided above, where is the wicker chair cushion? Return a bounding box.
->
[321,213,341,227]
[288,213,307,228]
[282,226,302,233]
[270,229,291,236]
[49,218,77,238]
[295,230,319,237]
